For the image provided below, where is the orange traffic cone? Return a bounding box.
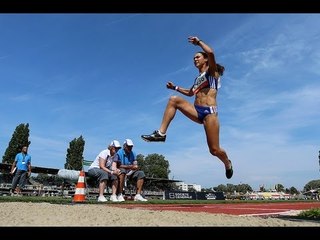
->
[73,170,86,203]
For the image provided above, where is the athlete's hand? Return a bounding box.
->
[188,36,201,45]
[166,82,175,90]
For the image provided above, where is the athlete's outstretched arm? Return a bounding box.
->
[166,81,193,97]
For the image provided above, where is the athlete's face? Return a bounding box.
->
[193,53,207,68]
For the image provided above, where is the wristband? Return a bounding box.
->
[175,86,179,91]
[196,39,202,45]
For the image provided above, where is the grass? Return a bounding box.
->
[297,208,320,220]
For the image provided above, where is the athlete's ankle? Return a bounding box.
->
[225,159,232,169]
[158,130,166,136]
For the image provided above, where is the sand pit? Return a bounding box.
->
[0,202,319,226]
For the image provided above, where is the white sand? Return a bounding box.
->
[0,202,319,226]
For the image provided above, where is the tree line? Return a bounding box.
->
[1,123,320,193]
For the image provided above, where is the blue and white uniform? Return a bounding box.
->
[192,71,221,94]
[192,71,221,122]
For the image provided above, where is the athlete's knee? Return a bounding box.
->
[209,147,220,157]
[168,95,179,103]
[168,95,183,108]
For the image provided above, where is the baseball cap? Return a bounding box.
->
[124,138,134,146]
[109,140,121,148]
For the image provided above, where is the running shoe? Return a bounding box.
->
[225,160,233,179]
[141,130,166,142]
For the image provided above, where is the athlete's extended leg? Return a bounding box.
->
[203,114,233,179]
[141,95,200,142]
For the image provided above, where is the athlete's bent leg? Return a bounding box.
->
[203,115,233,179]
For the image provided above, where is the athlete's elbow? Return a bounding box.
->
[207,49,214,55]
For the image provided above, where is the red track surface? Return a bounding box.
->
[112,202,320,216]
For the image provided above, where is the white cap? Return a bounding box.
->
[109,140,121,148]
[124,138,134,146]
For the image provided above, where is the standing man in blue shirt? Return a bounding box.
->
[10,145,32,195]
[116,139,147,202]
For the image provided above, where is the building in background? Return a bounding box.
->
[175,182,201,192]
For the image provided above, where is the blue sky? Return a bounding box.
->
[1,14,319,191]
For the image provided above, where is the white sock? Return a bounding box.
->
[157,130,166,136]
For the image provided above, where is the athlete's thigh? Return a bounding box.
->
[203,114,220,146]
[176,98,201,123]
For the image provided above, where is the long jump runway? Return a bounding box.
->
[112,202,320,217]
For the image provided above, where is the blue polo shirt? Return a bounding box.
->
[15,153,31,171]
[117,148,135,165]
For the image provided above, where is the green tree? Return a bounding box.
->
[138,153,170,179]
[303,179,320,192]
[137,153,171,191]
[226,183,236,193]
[64,135,85,170]
[214,184,227,193]
[287,186,299,195]
[259,185,266,192]
[136,154,145,170]
[235,183,253,193]
[201,187,214,192]
[275,183,285,192]
[2,123,31,164]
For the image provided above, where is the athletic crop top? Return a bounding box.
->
[191,71,221,94]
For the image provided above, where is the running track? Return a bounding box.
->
[112,201,320,216]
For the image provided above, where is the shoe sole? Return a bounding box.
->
[141,136,165,142]
[141,137,150,142]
